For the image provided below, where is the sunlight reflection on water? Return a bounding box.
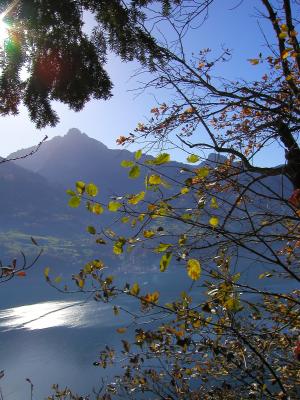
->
[0,300,110,331]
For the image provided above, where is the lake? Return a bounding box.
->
[0,265,191,399]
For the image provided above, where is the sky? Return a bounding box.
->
[0,0,284,166]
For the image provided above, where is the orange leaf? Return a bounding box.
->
[16,271,26,277]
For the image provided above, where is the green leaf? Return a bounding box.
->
[155,243,172,253]
[135,149,142,160]
[87,225,96,235]
[66,189,76,196]
[153,153,170,165]
[121,160,134,168]
[86,183,98,197]
[129,165,140,179]
[187,154,200,163]
[76,181,85,194]
[68,196,81,208]
[121,216,130,223]
[160,252,172,272]
[108,201,122,212]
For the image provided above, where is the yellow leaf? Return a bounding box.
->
[224,297,242,312]
[160,252,172,272]
[143,291,160,303]
[130,282,140,296]
[281,24,288,32]
[281,49,290,59]
[44,267,50,279]
[148,174,162,185]
[209,216,219,227]
[86,183,98,197]
[187,259,201,281]
[181,187,190,195]
[210,197,219,209]
[108,201,122,212]
[143,230,155,238]
[195,167,210,179]
[248,58,259,65]
[279,32,288,39]
[54,276,62,284]
[128,191,145,205]
[155,243,172,253]
[92,203,104,215]
[77,279,85,289]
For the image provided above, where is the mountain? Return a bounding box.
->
[8,128,145,196]
[2,129,293,280]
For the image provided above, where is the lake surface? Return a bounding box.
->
[0,266,191,400]
[0,253,295,400]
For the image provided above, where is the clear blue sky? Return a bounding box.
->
[1,0,282,166]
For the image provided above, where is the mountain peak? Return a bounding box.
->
[65,128,87,138]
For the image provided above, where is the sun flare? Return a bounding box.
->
[0,19,10,47]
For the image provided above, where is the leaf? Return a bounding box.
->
[16,271,26,277]
[248,58,259,65]
[128,191,145,205]
[143,230,155,238]
[44,267,50,279]
[77,278,85,289]
[121,216,130,223]
[116,327,127,334]
[143,291,159,303]
[210,197,219,209]
[66,189,76,196]
[129,165,140,179]
[68,196,81,208]
[54,276,62,284]
[148,152,170,165]
[130,282,140,296]
[160,252,172,272]
[120,160,134,168]
[279,31,288,39]
[187,259,201,280]
[148,174,162,185]
[113,238,126,255]
[92,203,104,215]
[186,154,200,163]
[108,201,122,212]
[76,181,85,194]
[224,297,242,312]
[155,243,172,253]
[135,149,142,160]
[87,225,96,235]
[281,49,290,59]
[180,187,190,195]
[209,216,219,227]
[86,183,98,197]
[196,167,210,179]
